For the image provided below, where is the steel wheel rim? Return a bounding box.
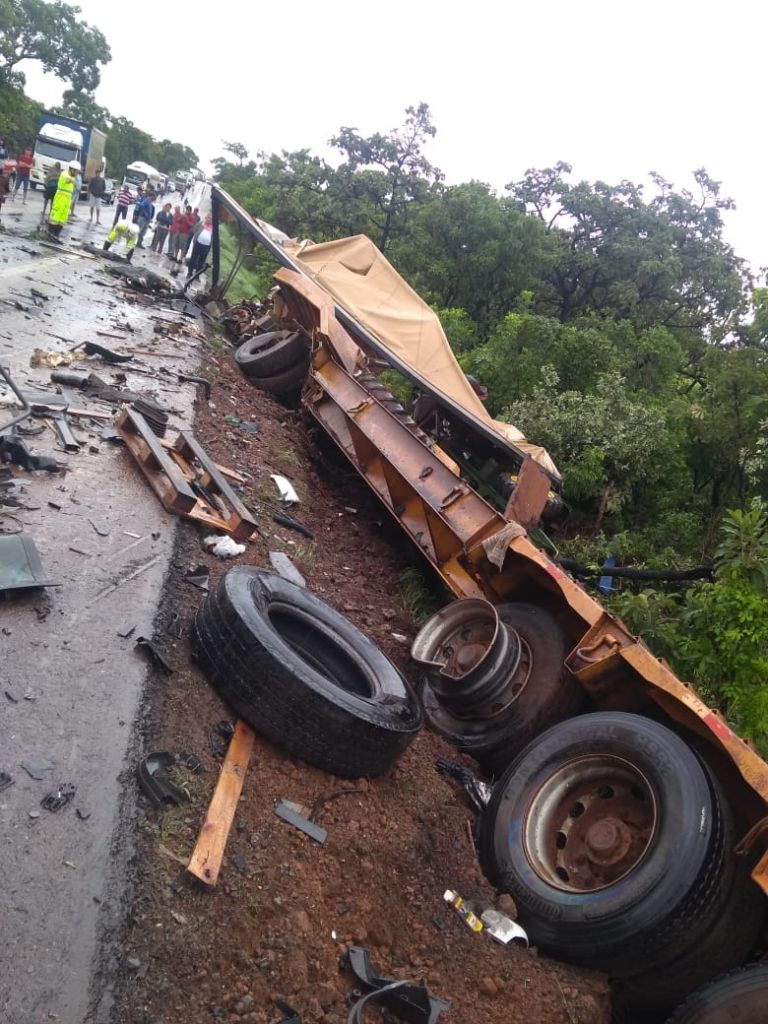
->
[523,754,657,893]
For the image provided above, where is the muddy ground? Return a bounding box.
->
[110,341,612,1024]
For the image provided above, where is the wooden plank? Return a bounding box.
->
[187,720,255,889]
[174,431,258,541]
[117,408,197,515]
[159,437,247,484]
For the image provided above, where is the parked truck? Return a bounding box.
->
[30,113,106,198]
[122,160,162,194]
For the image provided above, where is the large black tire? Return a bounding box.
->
[480,713,733,981]
[663,964,768,1024]
[192,568,422,778]
[248,350,311,395]
[236,330,306,377]
[421,603,583,774]
[615,816,765,1013]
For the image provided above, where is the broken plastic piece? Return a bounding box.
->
[480,908,529,946]
[271,511,314,539]
[270,474,300,504]
[184,565,210,591]
[137,751,203,807]
[75,340,134,364]
[0,535,60,591]
[135,636,174,675]
[435,757,492,813]
[269,551,306,588]
[0,436,59,472]
[343,946,450,1024]
[41,783,76,812]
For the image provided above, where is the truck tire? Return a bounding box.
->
[192,568,423,778]
[479,713,734,981]
[236,331,306,377]
[421,603,583,774]
[247,351,311,395]
[663,964,768,1024]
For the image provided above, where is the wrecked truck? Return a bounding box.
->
[207,185,768,1018]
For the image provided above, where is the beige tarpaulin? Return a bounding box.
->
[288,234,559,478]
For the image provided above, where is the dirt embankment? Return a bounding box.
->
[111,343,611,1024]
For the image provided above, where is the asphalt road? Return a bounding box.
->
[0,187,203,1024]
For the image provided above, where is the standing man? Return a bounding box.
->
[135,190,154,247]
[151,202,173,254]
[70,168,82,218]
[48,160,79,239]
[88,170,106,225]
[113,183,133,226]
[41,162,62,220]
[13,146,34,204]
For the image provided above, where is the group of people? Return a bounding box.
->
[104,191,213,277]
[0,139,35,204]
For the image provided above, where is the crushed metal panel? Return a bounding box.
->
[0,535,60,591]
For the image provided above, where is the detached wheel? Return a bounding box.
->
[235,330,306,377]
[248,350,311,395]
[664,964,768,1023]
[419,602,583,774]
[192,568,423,778]
[480,713,735,984]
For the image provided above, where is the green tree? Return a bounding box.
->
[222,140,248,165]
[52,86,109,129]
[330,102,442,250]
[503,367,673,529]
[0,79,40,150]
[154,139,198,176]
[397,181,554,326]
[507,163,749,338]
[0,0,110,90]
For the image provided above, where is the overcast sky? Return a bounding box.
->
[20,0,767,272]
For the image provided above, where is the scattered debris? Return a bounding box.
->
[89,519,110,537]
[30,349,77,368]
[203,534,246,559]
[342,946,450,1024]
[135,636,174,676]
[273,1000,302,1024]
[138,751,203,808]
[76,808,91,821]
[271,473,300,504]
[480,908,529,946]
[0,771,13,793]
[443,890,484,932]
[0,535,60,591]
[0,436,59,472]
[187,720,255,889]
[274,799,328,845]
[184,565,210,591]
[435,758,492,813]
[40,783,77,812]
[272,511,314,539]
[20,759,51,781]
[268,551,306,588]
[4,691,18,703]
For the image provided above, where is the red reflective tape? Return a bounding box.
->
[703,712,733,742]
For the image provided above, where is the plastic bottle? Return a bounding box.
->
[443,889,484,932]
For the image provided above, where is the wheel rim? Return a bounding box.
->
[523,755,657,892]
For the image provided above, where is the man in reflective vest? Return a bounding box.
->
[48,160,80,238]
[103,220,138,261]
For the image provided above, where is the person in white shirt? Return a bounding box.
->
[187,215,213,277]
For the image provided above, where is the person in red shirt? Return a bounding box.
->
[13,147,34,203]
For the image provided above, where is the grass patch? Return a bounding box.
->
[291,541,317,572]
[396,566,445,624]
[216,222,279,303]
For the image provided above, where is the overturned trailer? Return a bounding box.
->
[209,185,768,1016]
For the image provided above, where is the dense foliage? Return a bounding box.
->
[214,108,768,747]
[0,1,196,179]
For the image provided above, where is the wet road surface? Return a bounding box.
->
[0,188,204,1024]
